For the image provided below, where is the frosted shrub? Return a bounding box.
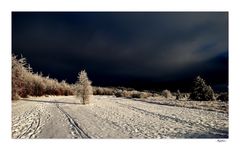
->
[114,90,123,97]
[122,90,132,98]
[176,90,185,100]
[217,92,228,102]
[162,89,172,98]
[93,87,114,95]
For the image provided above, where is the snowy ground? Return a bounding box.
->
[12,95,228,139]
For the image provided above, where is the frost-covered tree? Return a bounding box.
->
[12,55,28,99]
[75,70,93,104]
[189,76,215,101]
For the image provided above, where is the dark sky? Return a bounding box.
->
[12,12,228,92]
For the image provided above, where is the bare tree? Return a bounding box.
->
[75,70,93,104]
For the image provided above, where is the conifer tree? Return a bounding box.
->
[190,76,215,101]
[76,70,93,104]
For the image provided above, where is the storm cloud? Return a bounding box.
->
[12,12,228,91]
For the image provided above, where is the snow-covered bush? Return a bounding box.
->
[162,89,172,98]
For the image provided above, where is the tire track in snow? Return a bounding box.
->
[55,102,91,138]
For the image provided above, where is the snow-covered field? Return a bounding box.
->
[12,95,228,139]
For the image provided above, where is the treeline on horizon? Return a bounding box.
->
[12,54,228,102]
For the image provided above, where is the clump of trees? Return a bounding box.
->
[113,89,152,99]
[75,70,93,104]
[189,76,215,101]
[12,55,73,100]
[93,87,115,95]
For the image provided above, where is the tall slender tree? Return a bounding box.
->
[76,70,93,104]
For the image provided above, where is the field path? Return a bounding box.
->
[12,95,228,138]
